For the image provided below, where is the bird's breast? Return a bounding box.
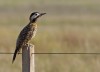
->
[31,23,37,38]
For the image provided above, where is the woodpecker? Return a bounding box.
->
[12,12,46,63]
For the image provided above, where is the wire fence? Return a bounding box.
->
[0,52,100,55]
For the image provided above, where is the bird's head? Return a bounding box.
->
[29,12,46,23]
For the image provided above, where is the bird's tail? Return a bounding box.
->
[12,47,20,63]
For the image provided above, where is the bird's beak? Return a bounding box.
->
[39,13,46,17]
[40,13,46,15]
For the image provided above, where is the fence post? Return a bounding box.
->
[22,44,35,72]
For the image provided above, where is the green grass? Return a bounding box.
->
[0,0,100,72]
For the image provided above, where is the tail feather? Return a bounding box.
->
[12,47,20,63]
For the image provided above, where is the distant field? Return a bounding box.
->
[0,0,100,6]
[0,0,100,72]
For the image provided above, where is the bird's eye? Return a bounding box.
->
[35,13,39,16]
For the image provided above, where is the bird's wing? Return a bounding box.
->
[17,25,29,47]
[16,24,35,48]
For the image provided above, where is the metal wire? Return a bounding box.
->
[33,53,100,54]
[0,52,100,55]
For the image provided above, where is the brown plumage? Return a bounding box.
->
[12,12,46,63]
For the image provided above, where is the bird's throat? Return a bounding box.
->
[29,22,37,28]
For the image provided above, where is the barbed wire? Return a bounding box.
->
[0,52,100,55]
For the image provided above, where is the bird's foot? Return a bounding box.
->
[25,43,34,49]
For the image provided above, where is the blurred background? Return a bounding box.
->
[0,0,100,72]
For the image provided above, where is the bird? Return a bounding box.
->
[12,12,46,63]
